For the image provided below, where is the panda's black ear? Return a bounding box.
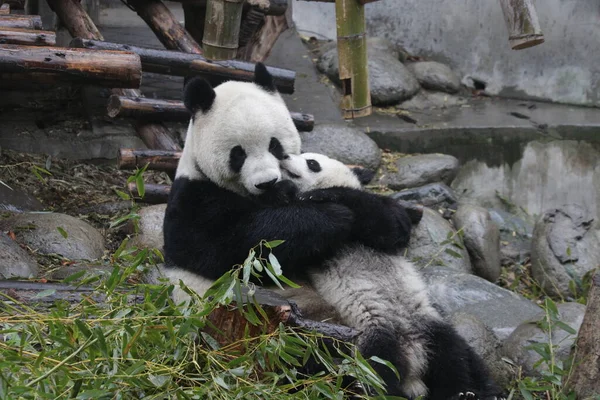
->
[184,77,216,114]
[254,62,276,92]
[352,167,376,185]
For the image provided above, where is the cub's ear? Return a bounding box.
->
[184,77,216,114]
[352,167,376,185]
[254,62,276,92]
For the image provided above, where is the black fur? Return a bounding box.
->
[163,178,412,281]
[183,77,216,114]
[229,145,247,173]
[254,62,276,92]
[351,167,376,185]
[268,137,285,160]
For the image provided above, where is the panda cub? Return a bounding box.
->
[280,153,503,400]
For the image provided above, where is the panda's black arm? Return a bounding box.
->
[300,187,412,252]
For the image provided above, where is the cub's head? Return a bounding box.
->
[178,63,301,196]
[281,153,375,192]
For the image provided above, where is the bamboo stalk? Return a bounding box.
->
[0,27,56,46]
[498,0,544,50]
[107,95,313,131]
[70,38,296,94]
[335,0,371,119]
[202,0,244,60]
[0,15,42,29]
[0,3,10,14]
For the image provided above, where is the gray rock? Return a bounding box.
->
[317,42,420,105]
[0,233,39,279]
[406,207,472,273]
[129,204,167,251]
[423,266,542,340]
[49,263,114,281]
[451,312,514,388]
[489,208,533,265]
[406,61,462,94]
[0,184,44,212]
[366,37,401,60]
[300,123,382,170]
[381,153,460,191]
[502,302,585,377]
[0,212,105,260]
[452,204,501,282]
[391,183,458,209]
[530,204,600,297]
[400,90,467,111]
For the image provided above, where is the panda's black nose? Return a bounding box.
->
[255,179,277,190]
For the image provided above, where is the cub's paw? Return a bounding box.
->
[260,180,298,205]
[450,391,479,400]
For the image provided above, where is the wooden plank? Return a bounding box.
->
[0,27,56,46]
[0,15,42,30]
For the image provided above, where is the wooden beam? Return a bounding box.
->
[0,27,56,46]
[0,15,42,30]
[70,38,296,94]
[0,45,142,88]
[107,95,314,131]
[498,0,545,50]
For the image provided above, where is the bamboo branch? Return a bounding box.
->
[202,0,244,60]
[0,28,56,46]
[498,0,544,50]
[107,95,314,131]
[70,38,296,94]
[335,0,371,119]
[0,15,42,29]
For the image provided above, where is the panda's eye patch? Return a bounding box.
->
[306,159,321,173]
[229,145,247,173]
[268,137,285,160]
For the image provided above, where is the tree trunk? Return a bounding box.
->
[125,0,204,54]
[46,0,103,40]
[498,0,545,50]
[70,38,296,94]
[0,27,56,46]
[0,14,42,29]
[0,45,141,88]
[107,95,313,131]
[566,272,600,398]
[335,0,371,119]
[202,0,244,60]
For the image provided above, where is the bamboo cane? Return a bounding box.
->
[498,0,544,50]
[202,0,244,60]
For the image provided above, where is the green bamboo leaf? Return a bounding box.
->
[56,226,68,239]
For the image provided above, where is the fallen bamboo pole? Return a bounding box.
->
[0,3,9,14]
[202,0,244,60]
[70,38,296,94]
[0,15,42,30]
[107,95,314,131]
[0,45,142,88]
[0,27,56,46]
[498,0,544,50]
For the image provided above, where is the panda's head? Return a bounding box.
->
[281,153,375,192]
[179,63,301,196]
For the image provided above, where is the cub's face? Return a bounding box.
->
[281,153,367,192]
[180,64,301,196]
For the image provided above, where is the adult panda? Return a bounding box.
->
[279,152,504,400]
[162,63,412,306]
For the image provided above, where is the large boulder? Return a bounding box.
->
[406,61,462,94]
[452,204,501,282]
[0,212,105,260]
[380,154,459,191]
[300,123,382,170]
[423,266,542,340]
[317,40,420,105]
[406,207,472,273]
[489,208,533,266]
[530,204,600,297]
[502,302,585,377]
[0,232,39,278]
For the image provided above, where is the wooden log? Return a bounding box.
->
[0,27,56,46]
[125,0,204,54]
[127,182,171,203]
[0,15,42,30]
[46,0,103,40]
[119,148,181,172]
[202,0,244,60]
[107,95,314,131]
[498,0,545,50]
[0,3,9,14]
[566,272,600,398]
[70,38,296,94]
[0,45,142,88]
[336,0,372,119]
[134,120,181,151]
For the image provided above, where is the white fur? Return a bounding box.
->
[281,152,362,192]
[162,267,215,304]
[177,81,301,196]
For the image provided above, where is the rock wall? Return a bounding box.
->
[292,0,600,106]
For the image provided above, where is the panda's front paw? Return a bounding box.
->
[299,188,339,203]
[456,391,479,400]
[260,180,298,205]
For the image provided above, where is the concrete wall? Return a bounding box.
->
[292,0,600,107]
